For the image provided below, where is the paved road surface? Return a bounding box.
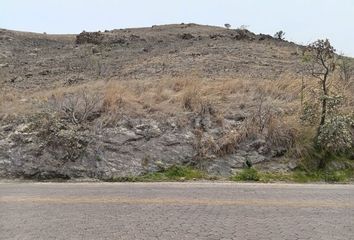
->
[0,182,353,240]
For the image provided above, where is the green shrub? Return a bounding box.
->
[317,115,353,153]
[231,168,260,181]
[140,165,205,181]
[258,172,293,183]
[292,170,353,183]
[323,171,352,182]
[230,169,353,183]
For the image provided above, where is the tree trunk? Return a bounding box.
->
[317,70,329,135]
[317,71,329,169]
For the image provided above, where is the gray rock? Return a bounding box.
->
[271,148,287,157]
[92,47,100,54]
[135,122,161,139]
[10,76,23,83]
[227,155,245,168]
[0,114,280,180]
[326,161,348,171]
[225,113,246,122]
[247,151,267,164]
[25,73,33,78]
[39,70,50,76]
[207,162,232,176]
[1,125,13,132]
[288,161,298,170]
[250,139,266,148]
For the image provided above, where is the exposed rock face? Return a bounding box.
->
[0,112,293,180]
[0,117,192,179]
[75,30,147,46]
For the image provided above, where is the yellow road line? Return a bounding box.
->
[0,196,353,208]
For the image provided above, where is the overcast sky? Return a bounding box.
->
[1,0,353,56]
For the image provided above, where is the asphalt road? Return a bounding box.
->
[0,182,353,240]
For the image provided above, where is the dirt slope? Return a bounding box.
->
[1,24,346,180]
[0,24,302,91]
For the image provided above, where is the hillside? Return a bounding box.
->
[1,24,302,90]
[0,24,352,180]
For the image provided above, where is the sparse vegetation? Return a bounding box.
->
[338,55,354,83]
[231,168,260,181]
[107,166,208,182]
[1,25,353,181]
[303,39,336,131]
[224,23,231,29]
[274,30,285,40]
[301,39,354,168]
[45,89,102,125]
[231,168,354,183]
[141,165,206,181]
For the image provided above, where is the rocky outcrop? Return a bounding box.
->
[0,117,192,180]
[0,112,294,180]
[76,31,104,45]
[75,31,147,46]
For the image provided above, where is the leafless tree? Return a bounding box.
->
[238,25,249,30]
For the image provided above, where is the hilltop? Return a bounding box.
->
[0,24,302,91]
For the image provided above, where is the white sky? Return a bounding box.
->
[1,0,353,56]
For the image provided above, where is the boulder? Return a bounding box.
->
[76,31,104,45]
[179,33,195,40]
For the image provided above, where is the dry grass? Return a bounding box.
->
[266,115,298,149]
[0,89,29,118]
[2,70,352,168]
[2,71,352,130]
[215,130,247,156]
[0,75,301,127]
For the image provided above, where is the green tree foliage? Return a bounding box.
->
[302,40,353,167]
[274,30,285,40]
[303,39,336,129]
